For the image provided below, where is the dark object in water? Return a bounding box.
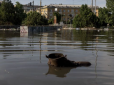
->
[46,65,75,78]
[46,53,91,67]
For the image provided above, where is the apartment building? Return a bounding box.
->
[37,4,99,21]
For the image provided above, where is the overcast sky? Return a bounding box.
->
[12,0,106,8]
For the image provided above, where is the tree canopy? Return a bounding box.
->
[0,0,26,25]
[73,4,100,28]
[106,0,114,26]
[0,0,48,26]
[98,7,114,26]
[0,0,15,25]
[14,2,26,25]
[106,0,114,12]
[23,11,48,26]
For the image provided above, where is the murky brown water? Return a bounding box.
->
[0,29,114,85]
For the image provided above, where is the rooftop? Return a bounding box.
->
[42,4,99,9]
[23,4,42,7]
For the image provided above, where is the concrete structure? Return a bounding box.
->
[37,4,99,21]
[20,26,62,34]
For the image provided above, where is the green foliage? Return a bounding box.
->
[0,1,26,25]
[63,20,70,24]
[48,18,54,24]
[73,4,100,28]
[98,7,113,26]
[53,12,61,23]
[106,0,114,12]
[0,0,15,25]
[14,2,26,25]
[0,1,48,26]
[106,0,114,26]
[23,11,48,26]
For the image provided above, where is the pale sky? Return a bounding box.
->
[12,0,106,8]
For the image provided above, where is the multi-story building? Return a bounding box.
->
[37,4,99,22]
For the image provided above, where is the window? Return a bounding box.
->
[59,9,62,12]
[76,10,78,12]
[71,9,74,12]
[27,7,31,10]
[72,14,74,17]
[59,12,62,14]
[68,10,69,12]
[50,9,52,12]
[64,10,65,12]
[50,13,52,16]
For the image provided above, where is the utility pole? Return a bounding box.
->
[33,0,34,11]
[40,0,42,14]
[92,0,93,12]
[95,0,96,15]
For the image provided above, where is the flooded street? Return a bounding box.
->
[0,29,114,85]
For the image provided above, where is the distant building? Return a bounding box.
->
[23,5,42,13]
[0,0,2,3]
[37,4,99,21]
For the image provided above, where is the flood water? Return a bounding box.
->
[0,29,114,85]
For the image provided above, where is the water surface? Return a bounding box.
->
[0,29,114,85]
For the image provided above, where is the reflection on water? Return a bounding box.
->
[0,29,114,85]
[46,65,76,78]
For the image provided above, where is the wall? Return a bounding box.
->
[0,25,20,30]
[20,26,62,33]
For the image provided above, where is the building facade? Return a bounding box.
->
[37,4,99,22]
[23,5,42,13]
